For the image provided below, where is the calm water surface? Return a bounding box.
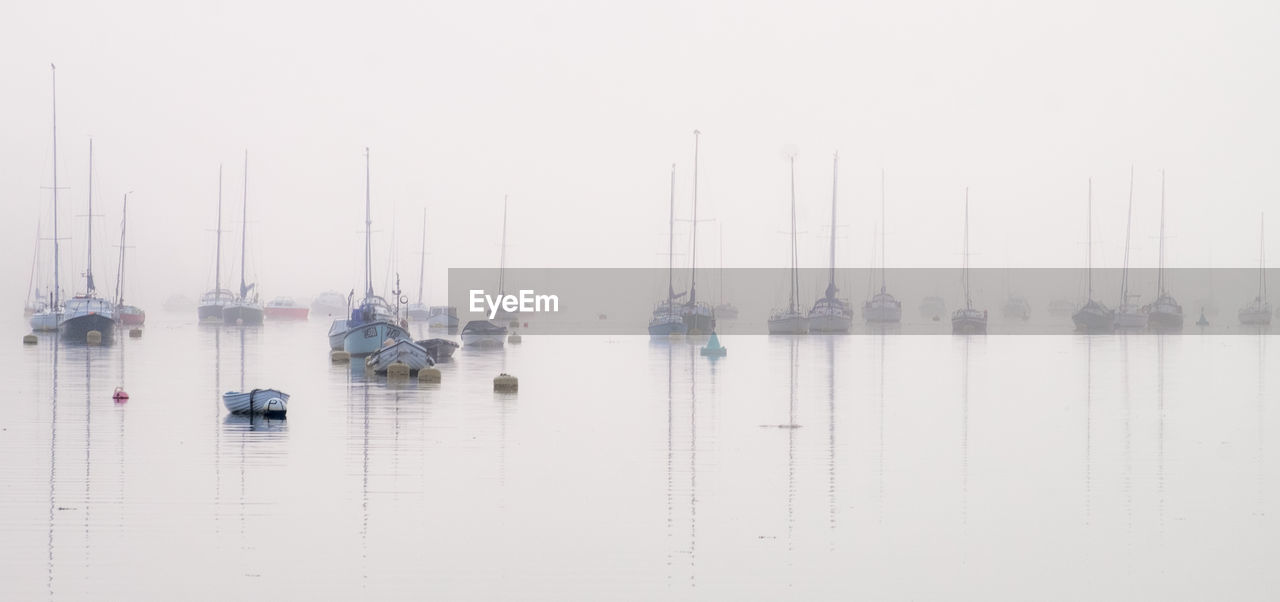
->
[1,314,1276,600]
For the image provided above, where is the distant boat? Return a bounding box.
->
[407,208,432,322]
[1072,179,1114,332]
[808,153,853,333]
[1115,167,1147,330]
[311,290,348,318]
[714,223,739,321]
[23,220,47,317]
[223,388,289,416]
[1145,172,1182,331]
[768,155,808,335]
[366,339,433,375]
[650,164,688,337]
[1048,298,1080,317]
[1002,296,1031,320]
[113,191,145,326]
[264,297,308,320]
[951,189,987,334]
[30,65,64,333]
[862,169,902,324]
[60,139,116,343]
[462,195,515,345]
[919,296,946,321]
[426,305,459,331]
[460,319,507,347]
[680,131,715,335]
[341,149,413,356]
[1238,214,1271,326]
[198,165,232,323]
[221,152,264,326]
[416,338,459,362]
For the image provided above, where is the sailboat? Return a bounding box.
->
[1238,214,1271,326]
[863,169,902,324]
[60,139,117,343]
[407,209,432,322]
[221,152,264,325]
[24,221,48,317]
[461,195,512,346]
[198,165,234,322]
[30,65,64,332]
[713,223,738,320]
[1073,179,1114,332]
[1115,166,1147,329]
[341,148,413,356]
[1145,171,1183,331]
[808,153,853,333]
[650,164,689,337]
[681,130,715,335]
[113,192,145,326]
[951,188,987,334]
[768,155,808,335]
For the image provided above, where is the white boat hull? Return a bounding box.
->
[222,389,289,415]
[29,310,62,332]
[327,319,350,350]
[365,340,433,374]
[1115,309,1148,329]
[342,320,411,356]
[768,314,809,335]
[461,332,506,347]
[951,308,987,334]
[807,313,852,333]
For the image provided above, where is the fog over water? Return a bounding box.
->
[3,1,1280,313]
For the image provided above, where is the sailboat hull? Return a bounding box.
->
[808,313,852,333]
[60,313,115,343]
[768,314,809,335]
[222,304,264,326]
[30,310,62,332]
[951,309,987,334]
[1239,307,1272,326]
[1072,305,1114,332]
[198,304,226,322]
[1147,310,1183,331]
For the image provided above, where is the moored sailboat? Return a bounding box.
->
[768,155,808,335]
[809,153,852,333]
[681,130,715,334]
[407,208,432,322]
[951,189,987,334]
[1072,179,1114,332]
[1115,167,1147,330]
[650,164,689,337]
[863,169,902,324]
[198,165,233,322]
[30,65,64,332]
[1238,214,1271,326]
[59,139,116,343]
[462,195,515,345]
[1145,171,1182,331]
[113,191,145,326]
[221,152,264,326]
[341,149,412,356]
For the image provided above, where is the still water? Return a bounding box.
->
[1,315,1276,600]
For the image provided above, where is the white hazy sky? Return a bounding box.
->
[3,0,1278,310]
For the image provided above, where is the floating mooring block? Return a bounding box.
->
[86,330,102,346]
[419,367,441,383]
[23,334,37,345]
[494,373,518,392]
[129,328,142,338]
[386,362,411,378]
[331,350,350,363]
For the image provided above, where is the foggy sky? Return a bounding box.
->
[3,0,1278,312]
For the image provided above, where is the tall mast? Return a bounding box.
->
[880,168,887,293]
[85,139,95,296]
[239,150,250,300]
[824,153,838,299]
[668,164,676,306]
[1120,165,1135,306]
[417,208,427,304]
[789,155,799,313]
[1260,213,1267,304]
[498,195,508,296]
[364,148,373,298]
[50,64,62,308]
[688,129,700,306]
[963,188,971,310]
[215,165,223,296]
[1156,169,1166,296]
[718,222,725,306]
[1086,178,1093,300]
[115,193,129,306]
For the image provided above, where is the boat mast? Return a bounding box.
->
[1120,165,1135,307]
[1260,214,1267,304]
[417,208,426,305]
[50,64,62,308]
[668,164,677,307]
[789,155,799,314]
[880,168,887,294]
[364,148,373,299]
[963,188,971,310]
[1156,169,1166,296]
[824,153,838,300]
[239,150,250,300]
[498,194,508,296]
[215,165,223,297]
[1087,178,1093,301]
[115,193,129,306]
[85,139,95,297]
[688,129,700,307]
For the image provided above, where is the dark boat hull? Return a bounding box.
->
[197,304,224,322]
[417,338,459,362]
[682,313,715,336]
[1148,310,1183,331]
[60,314,115,343]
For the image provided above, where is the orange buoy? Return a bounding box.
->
[112,387,129,402]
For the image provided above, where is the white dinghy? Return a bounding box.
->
[366,339,433,375]
[223,388,289,416]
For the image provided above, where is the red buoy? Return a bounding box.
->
[113,387,129,402]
